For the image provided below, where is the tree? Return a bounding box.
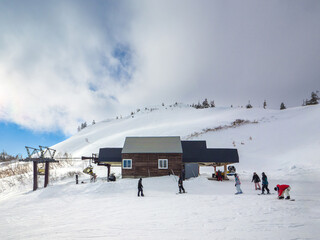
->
[92,120,96,125]
[202,98,209,108]
[306,91,319,105]
[246,101,253,109]
[210,100,215,108]
[81,122,87,129]
[263,100,267,109]
[280,102,286,110]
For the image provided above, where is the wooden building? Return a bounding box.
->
[122,137,183,178]
[96,136,239,178]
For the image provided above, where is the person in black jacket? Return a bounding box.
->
[138,178,144,197]
[178,175,185,193]
[251,172,261,190]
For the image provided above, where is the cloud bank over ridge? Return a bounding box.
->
[0,0,319,134]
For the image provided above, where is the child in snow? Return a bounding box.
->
[138,178,144,197]
[234,173,243,194]
[178,175,186,193]
[274,184,291,199]
[261,172,270,194]
[251,172,261,190]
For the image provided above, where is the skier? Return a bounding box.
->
[234,173,243,194]
[261,172,270,194]
[138,178,144,197]
[251,172,261,190]
[178,175,185,193]
[274,184,291,199]
[217,170,223,181]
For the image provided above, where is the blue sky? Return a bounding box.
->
[0,1,319,156]
[0,122,66,157]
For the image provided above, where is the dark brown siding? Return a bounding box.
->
[122,153,183,178]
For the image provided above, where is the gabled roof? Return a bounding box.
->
[98,148,122,162]
[122,136,183,154]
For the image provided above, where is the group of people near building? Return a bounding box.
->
[137,171,291,200]
[235,172,291,199]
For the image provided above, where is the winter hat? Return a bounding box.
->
[274,187,277,191]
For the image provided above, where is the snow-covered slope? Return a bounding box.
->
[53,104,320,180]
[1,104,320,240]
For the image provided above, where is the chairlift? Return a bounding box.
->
[83,165,97,182]
[38,163,45,176]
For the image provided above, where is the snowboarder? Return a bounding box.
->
[261,172,270,194]
[178,175,185,193]
[217,170,223,181]
[181,168,185,180]
[274,184,291,199]
[234,173,243,194]
[251,172,261,190]
[138,178,144,197]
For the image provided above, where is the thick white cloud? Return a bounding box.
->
[0,0,319,134]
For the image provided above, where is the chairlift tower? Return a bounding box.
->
[20,146,59,191]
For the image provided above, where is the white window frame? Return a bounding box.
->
[122,159,132,169]
[158,159,168,169]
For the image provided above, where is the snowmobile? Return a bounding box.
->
[108,173,116,182]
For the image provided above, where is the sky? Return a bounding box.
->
[0,0,319,155]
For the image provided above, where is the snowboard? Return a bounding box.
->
[176,192,187,194]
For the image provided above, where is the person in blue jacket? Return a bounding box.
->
[261,172,270,194]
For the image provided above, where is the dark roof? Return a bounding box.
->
[202,148,239,163]
[181,141,207,162]
[122,136,183,154]
[98,148,122,162]
[182,140,239,163]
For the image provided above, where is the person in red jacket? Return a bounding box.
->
[274,184,291,199]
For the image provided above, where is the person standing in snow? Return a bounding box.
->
[274,184,291,199]
[234,173,243,194]
[217,170,223,181]
[261,172,270,194]
[251,172,261,190]
[138,178,144,197]
[178,175,185,193]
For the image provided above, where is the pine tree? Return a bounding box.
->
[306,91,319,105]
[246,101,253,109]
[210,100,215,108]
[202,98,209,108]
[92,120,95,125]
[280,102,286,110]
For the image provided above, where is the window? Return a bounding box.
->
[123,159,132,169]
[158,159,168,169]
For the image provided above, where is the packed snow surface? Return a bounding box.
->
[1,104,320,239]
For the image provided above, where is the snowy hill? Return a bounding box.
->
[53,104,320,180]
[1,104,320,240]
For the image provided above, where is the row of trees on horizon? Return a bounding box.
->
[192,91,319,111]
[77,91,319,132]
